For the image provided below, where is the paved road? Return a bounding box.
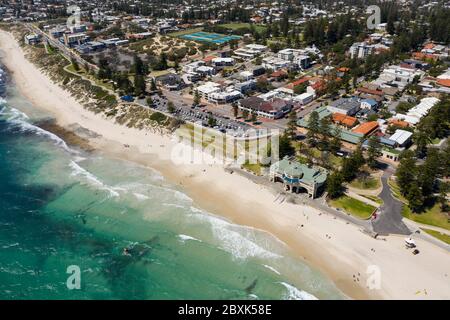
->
[372,170,411,235]
[25,23,98,72]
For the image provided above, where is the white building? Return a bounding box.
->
[389,129,413,147]
[373,65,424,90]
[293,92,314,105]
[394,97,440,125]
[349,42,375,59]
[234,44,268,60]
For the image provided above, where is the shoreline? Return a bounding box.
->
[1,29,449,300]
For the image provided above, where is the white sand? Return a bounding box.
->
[1,30,449,300]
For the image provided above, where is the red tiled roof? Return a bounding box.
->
[412,52,438,61]
[352,121,379,135]
[437,79,450,87]
[389,119,409,128]
[271,70,287,78]
[332,112,358,127]
[286,77,311,89]
[357,87,384,96]
[203,55,217,63]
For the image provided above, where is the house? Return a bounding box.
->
[352,121,379,136]
[208,89,242,104]
[196,82,221,99]
[252,66,266,77]
[293,92,314,105]
[297,106,364,145]
[155,73,185,91]
[393,97,440,125]
[327,97,360,116]
[211,57,235,68]
[63,33,89,47]
[389,129,413,147]
[332,113,358,128]
[238,97,291,119]
[24,33,40,45]
[270,158,328,198]
[234,80,257,94]
[360,98,378,110]
[234,44,267,60]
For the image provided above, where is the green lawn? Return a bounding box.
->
[168,28,204,37]
[402,203,450,231]
[242,162,262,176]
[421,228,450,245]
[349,176,381,190]
[359,194,383,205]
[328,195,376,219]
[388,178,407,203]
[218,23,267,33]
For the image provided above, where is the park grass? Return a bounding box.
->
[402,203,450,231]
[421,228,450,245]
[328,195,376,219]
[168,28,204,37]
[388,178,407,203]
[242,161,262,176]
[218,23,267,33]
[359,194,384,205]
[349,176,381,190]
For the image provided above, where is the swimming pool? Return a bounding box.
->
[180,32,241,44]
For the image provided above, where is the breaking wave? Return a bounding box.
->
[280,282,318,300]
[69,161,119,198]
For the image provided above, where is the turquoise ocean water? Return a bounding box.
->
[0,66,344,300]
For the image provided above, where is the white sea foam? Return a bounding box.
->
[69,161,119,198]
[178,234,202,243]
[280,282,318,300]
[133,192,149,201]
[2,106,78,154]
[190,207,281,261]
[263,264,281,275]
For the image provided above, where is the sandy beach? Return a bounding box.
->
[1,29,449,300]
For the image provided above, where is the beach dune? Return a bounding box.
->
[1,29,449,300]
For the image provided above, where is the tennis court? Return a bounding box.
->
[180,31,241,44]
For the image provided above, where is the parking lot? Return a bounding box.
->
[141,93,268,137]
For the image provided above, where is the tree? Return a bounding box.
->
[150,78,157,91]
[329,126,342,154]
[326,172,344,199]
[242,109,249,120]
[167,101,175,114]
[250,111,257,123]
[306,111,320,146]
[232,103,239,118]
[406,182,424,212]
[279,133,295,159]
[134,74,146,96]
[146,96,153,107]
[413,128,431,158]
[293,83,307,94]
[193,90,201,106]
[71,58,79,71]
[396,150,417,196]
[318,117,332,150]
[438,182,449,212]
[208,116,217,127]
[366,135,382,169]
[286,110,298,140]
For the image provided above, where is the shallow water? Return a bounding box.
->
[0,67,344,300]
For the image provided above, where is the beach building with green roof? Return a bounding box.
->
[269,158,328,198]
